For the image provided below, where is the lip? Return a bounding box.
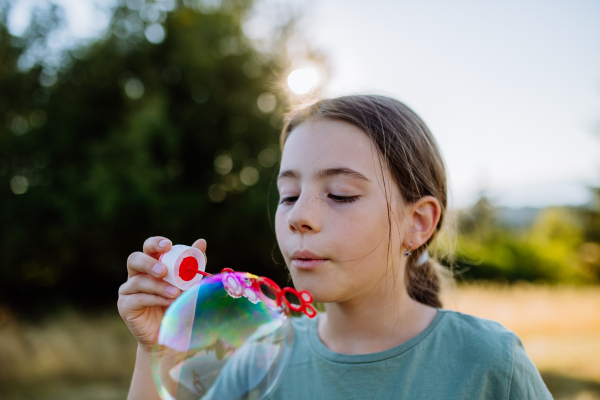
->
[291,250,329,270]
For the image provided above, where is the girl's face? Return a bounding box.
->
[275,117,409,303]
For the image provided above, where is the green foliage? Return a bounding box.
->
[452,194,600,284]
[0,1,293,313]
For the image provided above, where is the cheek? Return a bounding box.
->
[331,201,390,259]
[274,207,288,243]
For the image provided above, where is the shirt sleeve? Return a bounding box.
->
[508,334,554,400]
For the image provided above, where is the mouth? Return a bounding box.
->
[291,250,329,270]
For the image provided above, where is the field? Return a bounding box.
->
[0,283,598,399]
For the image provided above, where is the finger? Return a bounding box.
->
[119,293,173,313]
[120,274,181,299]
[143,236,172,259]
[192,238,208,264]
[192,238,206,253]
[127,251,168,279]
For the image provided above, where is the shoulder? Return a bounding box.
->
[436,309,553,399]
[436,309,518,357]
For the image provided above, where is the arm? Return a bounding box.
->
[118,236,208,400]
[128,346,161,400]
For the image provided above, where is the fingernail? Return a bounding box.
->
[159,239,170,248]
[166,286,179,296]
[152,264,165,276]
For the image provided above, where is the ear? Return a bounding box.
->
[405,196,441,249]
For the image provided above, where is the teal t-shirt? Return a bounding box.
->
[269,308,553,399]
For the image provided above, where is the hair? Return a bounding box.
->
[280,94,450,308]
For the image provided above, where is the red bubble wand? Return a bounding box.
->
[159,245,317,318]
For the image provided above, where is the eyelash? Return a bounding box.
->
[279,195,359,204]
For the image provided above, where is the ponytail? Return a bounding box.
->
[405,250,442,308]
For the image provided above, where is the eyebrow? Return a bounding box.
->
[277,167,371,183]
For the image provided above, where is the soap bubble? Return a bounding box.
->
[152,271,293,400]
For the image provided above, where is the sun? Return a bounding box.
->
[287,68,319,94]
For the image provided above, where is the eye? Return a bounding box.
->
[328,194,359,203]
[279,196,299,204]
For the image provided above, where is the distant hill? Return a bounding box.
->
[496,206,541,229]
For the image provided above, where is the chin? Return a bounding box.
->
[288,267,342,304]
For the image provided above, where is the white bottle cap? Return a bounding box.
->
[159,244,206,291]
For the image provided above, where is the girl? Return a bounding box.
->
[118,95,552,399]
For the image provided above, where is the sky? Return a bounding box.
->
[8,0,600,208]
[295,0,600,208]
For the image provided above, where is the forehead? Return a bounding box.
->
[280,118,380,177]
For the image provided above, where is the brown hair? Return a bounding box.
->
[280,94,449,308]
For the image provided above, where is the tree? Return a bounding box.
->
[0,0,315,313]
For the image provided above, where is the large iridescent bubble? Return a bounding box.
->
[152,271,293,400]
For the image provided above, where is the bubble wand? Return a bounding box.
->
[159,244,317,318]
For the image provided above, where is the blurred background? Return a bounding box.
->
[0,0,598,399]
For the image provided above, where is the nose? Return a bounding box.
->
[288,193,321,234]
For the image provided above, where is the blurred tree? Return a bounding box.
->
[457,191,496,238]
[452,193,595,284]
[0,0,321,314]
[579,187,600,279]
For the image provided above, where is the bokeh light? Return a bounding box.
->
[145,23,165,44]
[257,93,276,113]
[287,68,319,94]
[124,78,145,99]
[240,166,259,186]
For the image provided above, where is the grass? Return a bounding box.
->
[0,284,598,399]
[0,309,136,399]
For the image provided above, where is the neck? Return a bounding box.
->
[318,274,438,355]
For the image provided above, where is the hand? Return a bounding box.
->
[118,237,208,353]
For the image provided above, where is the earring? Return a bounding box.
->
[403,242,412,257]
